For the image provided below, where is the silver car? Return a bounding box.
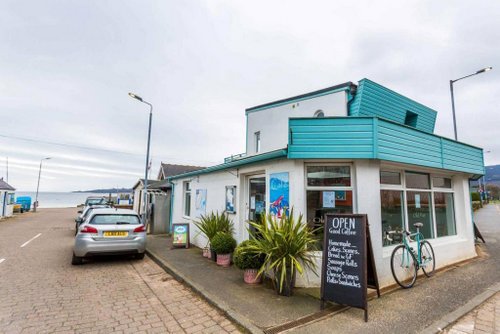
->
[72,208,146,265]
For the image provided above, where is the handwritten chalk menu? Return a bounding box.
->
[321,214,376,322]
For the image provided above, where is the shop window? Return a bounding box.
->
[433,177,452,188]
[405,172,430,189]
[407,191,433,239]
[306,165,353,250]
[380,171,401,185]
[381,190,404,245]
[380,170,456,246]
[307,166,351,187]
[183,182,191,217]
[434,192,456,237]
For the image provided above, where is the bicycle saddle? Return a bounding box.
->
[413,222,423,228]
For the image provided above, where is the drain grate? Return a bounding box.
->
[263,305,348,334]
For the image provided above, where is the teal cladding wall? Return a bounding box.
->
[349,79,437,133]
[288,117,484,175]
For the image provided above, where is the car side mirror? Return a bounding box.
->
[77,210,83,214]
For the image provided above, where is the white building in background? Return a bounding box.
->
[0,178,16,218]
[168,79,484,288]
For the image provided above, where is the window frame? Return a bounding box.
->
[254,131,261,153]
[380,169,457,247]
[183,181,192,218]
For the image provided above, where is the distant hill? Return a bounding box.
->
[73,188,132,194]
[485,165,500,186]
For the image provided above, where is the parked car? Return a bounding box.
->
[77,196,109,215]
[75,205,111,235]
[72,208,146,265]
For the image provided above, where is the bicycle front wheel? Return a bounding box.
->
[390,245,417,288]
[420,240,435,277]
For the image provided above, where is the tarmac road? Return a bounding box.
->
[290,203,500,334]
[0,208,240,334]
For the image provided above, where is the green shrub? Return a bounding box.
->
[195,211,235,245]
[471,192,481,201]
[233,240,265,270]
[211,232,237,254]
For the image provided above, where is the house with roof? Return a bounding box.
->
[132,163,204,234]
[168,79,484,288]
[0,178,16,218]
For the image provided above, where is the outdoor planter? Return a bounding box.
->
[210,248,217,262]
[275,268,296,296]
[203,247,210,258]
[244,269,262,284]
[216,253,231,267]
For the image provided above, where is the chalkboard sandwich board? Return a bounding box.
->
[320,214,380,322]
[172,223,190,249]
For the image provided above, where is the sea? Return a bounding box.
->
[15,192,108,208]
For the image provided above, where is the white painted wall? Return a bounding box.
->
[246,91,347,155]
[171,158,477,288]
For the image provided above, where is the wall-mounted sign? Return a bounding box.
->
[195,189,207,217]
[270,172,289,218]
[172,223,190,248]
[320,214,380,321]
[225,186,236,213]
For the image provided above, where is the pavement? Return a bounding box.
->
[0,208,241,334]
[146,202,500,334]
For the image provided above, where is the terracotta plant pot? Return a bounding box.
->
[203,247,210,258]
[244,269,261,284]
[216,253,231,267]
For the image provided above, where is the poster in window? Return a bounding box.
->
[225,186,236,213]
[270,172,289,218]
[323,191,336,208]
[195,189,207,216]
[415,194,421,209]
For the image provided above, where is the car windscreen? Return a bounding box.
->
[86,198,105,205]
[90,214,140,225]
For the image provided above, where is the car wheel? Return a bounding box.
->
[71,253,83,265]
[135,253,145,260]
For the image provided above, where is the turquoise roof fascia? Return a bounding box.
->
[168,149,288,181]
[288,117,485,176]
[245,82,353,115]
[349,79,438,133]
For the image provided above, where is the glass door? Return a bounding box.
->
[248,176,266,236]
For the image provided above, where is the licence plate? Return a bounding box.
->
[103,231,128,237]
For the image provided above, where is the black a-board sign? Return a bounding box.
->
[320,214,380,322]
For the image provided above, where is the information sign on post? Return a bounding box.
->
[320,214,379,322]
[172,223,190,249]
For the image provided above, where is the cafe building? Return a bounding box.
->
[168,78,484,288]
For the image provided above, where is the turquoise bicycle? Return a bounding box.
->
[386,223,436,288]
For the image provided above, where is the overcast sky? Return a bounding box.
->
[1,1,499,192]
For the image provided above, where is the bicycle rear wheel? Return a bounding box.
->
[420,240,435,277]
[390,245,417,288]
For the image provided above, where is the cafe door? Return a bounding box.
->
[248,176,266,235]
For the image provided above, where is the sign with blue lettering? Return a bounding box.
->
[320,214,379,322]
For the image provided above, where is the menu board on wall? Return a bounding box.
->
[320,214,379,322]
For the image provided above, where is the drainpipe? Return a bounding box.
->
[168,179,175,234]
[346,84,358,115]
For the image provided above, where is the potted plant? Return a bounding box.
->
[233,240,265,284]
[246,209,318,296]
[195,212,235,261]
[211,232,237,267]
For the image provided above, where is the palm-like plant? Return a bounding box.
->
[244,209,319,296]
[195,211,235,246]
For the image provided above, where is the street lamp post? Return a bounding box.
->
[450,66,493,141]
[34,157,51,212]
[128,92,153,227]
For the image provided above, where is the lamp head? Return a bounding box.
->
[476,67,493,74]
[44,157,51,160]
[128,92,143,102]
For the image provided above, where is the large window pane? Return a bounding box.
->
[307,166,350,187]
[306,190,353,250]
[433,177,452,188]
[434,192,456,237]
[406,172,430,189]
[380,171,401,185]
[407,191,433,238]
[381,190,404,246]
